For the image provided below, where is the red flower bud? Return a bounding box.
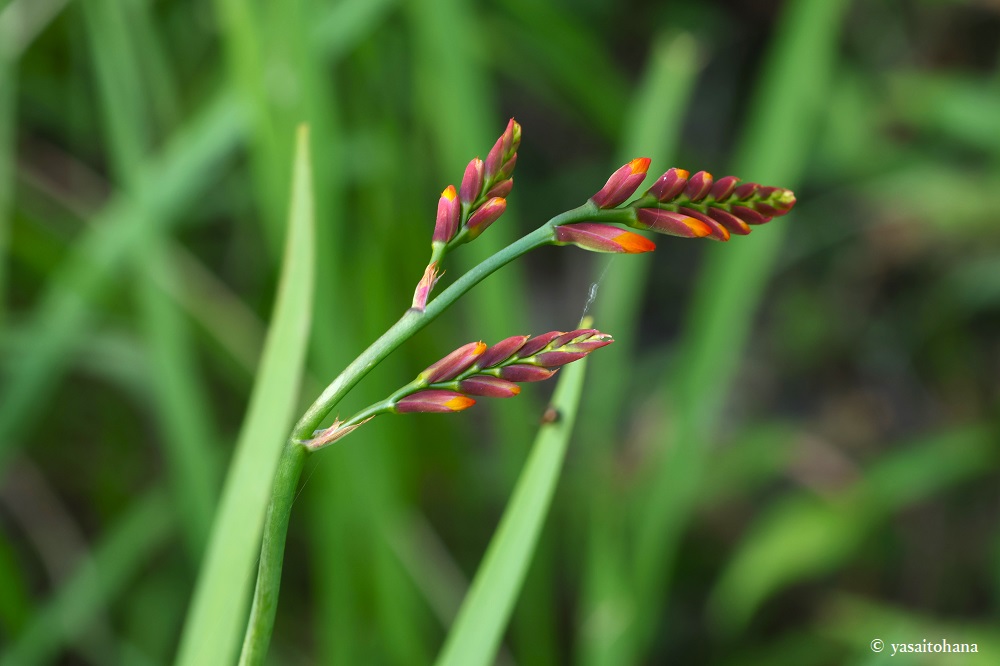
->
[498,365,557,382]
[396,390,476,413]
[550,328,600,348]
[634,208,714,239]
[753,203,782,216]
[458,376,521,398]
[420,341,487,383]
[466,197,506,239]
[534,351,588,367]
[460,158,484,206]
[563,339,614,353]
[730,205,770,225]
[518,331,564,358]
[677,207,732,240]
[498,153,517,180]
[486,119,521,180]
[591,158,651,209]
[709,175,740,201]
[484,178,513,199]
[733,182,759,200]
[682,171,713,201]
[772,189,797,211]
[433,185,460,243]
[555,222,656,254]
[705,208,751,235]
[646,168,689,202]
[478,335,530,368]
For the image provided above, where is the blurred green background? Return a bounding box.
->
[2,0,999,663]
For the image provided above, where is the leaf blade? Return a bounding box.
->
[175,125,315,666]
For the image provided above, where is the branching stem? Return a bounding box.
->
[239,200,629,664]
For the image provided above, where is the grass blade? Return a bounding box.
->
[0,61,12,328]
[81,0,218,560]
[708,426,997,633]
[574,32,702,666]
[175,125,315,666]
[0,490,173,666]
[434,329,593,666]
[626,0,852,659]
[0,92,244,472]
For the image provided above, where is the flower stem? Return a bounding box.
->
[241,200,618,663]
[292,204,605,441]
[238,441,307,666]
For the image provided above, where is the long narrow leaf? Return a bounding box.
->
[176,125,315,666]
[0,92,244,472]
[0,490,173,666]
[576,32,702,666]
[434,341,592,666]
[627,1,852,659]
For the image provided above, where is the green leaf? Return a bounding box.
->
[434,347,591,666]
[175,125,315,666]
[708,426,996,634]
[0,490,173,666]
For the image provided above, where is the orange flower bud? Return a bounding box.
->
[555,223,656,254]
[395,390,475,413]
[466,197,506,240]
[433,185,460,243]
[460,158,484,206]
[420,341,487,383]
[591,158,651,209]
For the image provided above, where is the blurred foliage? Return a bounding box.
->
[1,0,999,664]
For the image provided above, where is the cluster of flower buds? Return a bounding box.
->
[395,328,612,413]
[636,167,796,241]
[413,119,521,310]
[301,328,612,449]
[554,159,795,253]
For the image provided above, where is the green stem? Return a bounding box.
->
[238,441,307,666]
[291,202,613,441]
[241,200,620,663]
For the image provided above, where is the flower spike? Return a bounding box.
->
[417,328,613,398]
[591,158,651,209]
[555,223,656,254]
[627,167,796,242]
[310,328,615,449]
